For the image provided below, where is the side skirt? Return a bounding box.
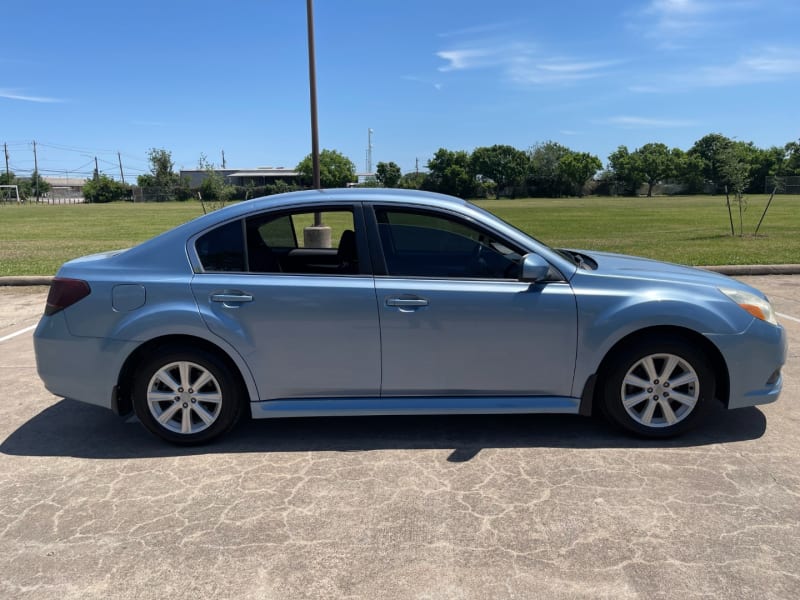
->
[250,396,581,419]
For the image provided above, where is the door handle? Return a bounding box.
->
[210,292,253,304]
[386,297,429,307]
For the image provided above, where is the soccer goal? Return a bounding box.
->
[0,184,21,203]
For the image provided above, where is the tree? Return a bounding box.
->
[296,149,357,188]
[83,174,131,203]
[558,151,601,196]
[527,141,571,197]
[0,170,14,185]
[717,144,752,197]
[197,154,234,204]
[470,144,528,198]
[607,145,642,195]
[667,148,704,193]
[137,148,182,201]
[423,148,476,197]
[634,143,675,197]
[14,170,51,201]
[607,143,683,196]
[717,144,753,236]
[375,161,402,188]
[398,171,427,190]
[688,133,734,192]
[785,140,800,175]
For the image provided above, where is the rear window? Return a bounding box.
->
[196,220,245,272]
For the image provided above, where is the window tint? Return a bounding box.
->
[196,220,245,272]
[258,215,296,248]
[376,208,521,279]
[246,209,359,274]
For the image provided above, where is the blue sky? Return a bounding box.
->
[2,0,799,180]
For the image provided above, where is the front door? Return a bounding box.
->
[370,206,578,397]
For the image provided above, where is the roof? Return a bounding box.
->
[227,170,299,178]
[43,177,87,187]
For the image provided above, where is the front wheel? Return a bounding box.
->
[600,336,715,438]
[132,346,244,445]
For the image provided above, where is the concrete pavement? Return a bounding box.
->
[0,277,798,599]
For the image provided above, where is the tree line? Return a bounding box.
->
[386,134,800,199]
[14,131,797,204]
[0,170,51,200]
[296,133,800,199]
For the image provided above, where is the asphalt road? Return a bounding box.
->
[1,277,798,599]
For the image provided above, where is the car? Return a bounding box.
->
[34,188,787,444]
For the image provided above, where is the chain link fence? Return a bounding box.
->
[765,176,800,194]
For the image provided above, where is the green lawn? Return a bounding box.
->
[0,195,797,276]
[475,194,800,267]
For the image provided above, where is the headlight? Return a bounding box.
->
[719,287,778,325]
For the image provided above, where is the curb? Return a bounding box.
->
[698,264,800,276]
[2,265,800,286]
[0,276,56,286]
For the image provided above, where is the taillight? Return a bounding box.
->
[45,278,91,315]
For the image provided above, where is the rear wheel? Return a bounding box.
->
[600,336,715,438]
[133,346,243,445]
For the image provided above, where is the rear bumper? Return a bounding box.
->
[34,312,138,411]
[707,319,787,409]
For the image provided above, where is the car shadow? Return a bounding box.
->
[0,398,767,461]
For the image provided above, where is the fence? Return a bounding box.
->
[765,176,800,194]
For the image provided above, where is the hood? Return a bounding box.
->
[573,249,761,295]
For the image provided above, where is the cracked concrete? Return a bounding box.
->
[0,276,798,599]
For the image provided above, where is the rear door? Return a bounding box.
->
[190,204,381,401]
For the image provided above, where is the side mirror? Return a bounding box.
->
[520,253,550,282]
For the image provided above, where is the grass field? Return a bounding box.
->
[0,194,797,276]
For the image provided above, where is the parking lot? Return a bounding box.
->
[1,277,798,599]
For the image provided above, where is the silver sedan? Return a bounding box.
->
[34,189,787,444]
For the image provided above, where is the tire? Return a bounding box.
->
[132,346,244,445]
[599,336,715,438]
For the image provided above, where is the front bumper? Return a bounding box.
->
[707,318,787,409]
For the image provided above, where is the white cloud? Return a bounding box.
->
[435,41,618,86]
[436,42,539,73]
[0,89,64,103]
[632,0,757,43]
[511,59,621,85]
[437,22,519,39]
[602,116,697,128]
[630,47,800,91]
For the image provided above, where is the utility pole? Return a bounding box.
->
[117,152,125,184]
[4,143,9,180]
[303,0,330,248]
[94,156,99,180]
[306,0,321,194]
[366,128,373,174]
[221,149,226,169]
[33,140,39,203]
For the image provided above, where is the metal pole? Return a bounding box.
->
[367,128,373,174]
[307,0,321,207]
[118,152,125,184]
[33,140,39,203]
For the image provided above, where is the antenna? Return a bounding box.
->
[366,128,374,173]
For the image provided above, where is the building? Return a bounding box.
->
[43,177,86,200]
[180,167,300,188]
